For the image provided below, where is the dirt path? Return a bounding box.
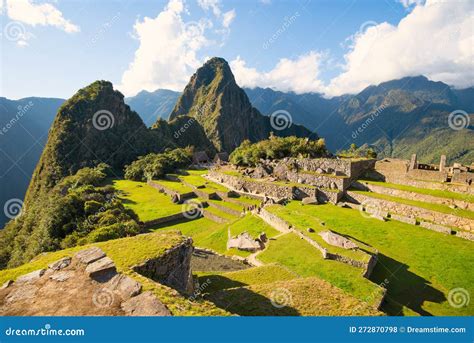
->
[247,232,286,267]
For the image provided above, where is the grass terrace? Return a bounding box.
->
[279,201,474,316]
[152,179,194,194]
[265,204,375,263]
[360,179,474,203]
[351,189,474,220]
[112,180,183,222]
[258,233,384,307]
[0,231,229,316]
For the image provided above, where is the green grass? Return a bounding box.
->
[196,265,298,293]
[351,189,474,220]
[360,179,474,203]
[282,202,474,316]
[230,195,261,206]
[204,205,239,221]
[176,170,229,193]
[112,180,183,221]
[228,213,280,239]
[300,170,348,179]
[152,179,194,193]
[0,231,229,316]
[266,204,374,263]
[208,199,243,212]
[258,233,385,307]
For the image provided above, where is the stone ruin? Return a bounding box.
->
[319,231,359,250]
[0,247,172,316]
[226,229,266,252]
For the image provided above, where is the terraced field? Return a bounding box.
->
[272,201,474,316]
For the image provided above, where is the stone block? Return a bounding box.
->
[419,221,452,234]
[75,247,106,265]
[107,274,142,299]
[121,291,171,316]
[48,257,72,271]
[16,269,45,284]
[389,213,416,225]
[49,271,74,282]
[85,257,117,278]
[319,231,358,250]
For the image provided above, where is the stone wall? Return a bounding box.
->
[407,169,447,182]
[358,182,474,211]
[207,171,317,200]
[141,213,186,229]
[257,207,291,233]
[347,191,473,232]
[148,181,195,202]
[133,238,194,295]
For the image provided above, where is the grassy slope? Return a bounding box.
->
[0,231,228,316]
[206,277,382,316]
[258,233,384,307]
[113,180,183,222]
[360,180,474,203]
[152,179,194,193]
[351,190,474,219]
[283,202,474,316]
[266,204,374,263]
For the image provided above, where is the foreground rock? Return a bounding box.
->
[0,247,173,316]
[319,231,358,250]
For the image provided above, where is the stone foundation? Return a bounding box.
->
[347,191,473,232]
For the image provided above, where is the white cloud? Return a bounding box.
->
[222,9,235,28]
[399,0,425,9]
[5,0,79,33]
[326,0,474,96]
[119,0,237,96]
[198,0,221,16]
[230,52,327,94]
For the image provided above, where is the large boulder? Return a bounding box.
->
[75,247,106,265]
[227,232,262,252]
[121,291,171,316]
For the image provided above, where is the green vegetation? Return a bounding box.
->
[338,143,377,159]
[124,148,193,181]
[206,276,381,316]
[258,233,384,307]
[112,180,182,221]
[351,189,474,219]
[266,204,374,263]
[228,213,280,239]
[360,179,474,203]
[197,265,297,293]
[281,202,474,316]
[152,179,194,193]
[0,231,228,316]
[0,165,141,269]
[230,134,327,166]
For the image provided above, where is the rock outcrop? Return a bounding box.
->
[319,231,358,250]
[0,247,172,316]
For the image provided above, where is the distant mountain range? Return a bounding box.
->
[1,67,473,228]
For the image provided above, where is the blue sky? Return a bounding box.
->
[1,0,473,99]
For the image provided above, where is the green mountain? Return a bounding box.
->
[0,97,64,228]
[168,57,315,152]
[125,89,180,127]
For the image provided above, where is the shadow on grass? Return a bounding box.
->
[204,277,300,316]
[370,254,445,316]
